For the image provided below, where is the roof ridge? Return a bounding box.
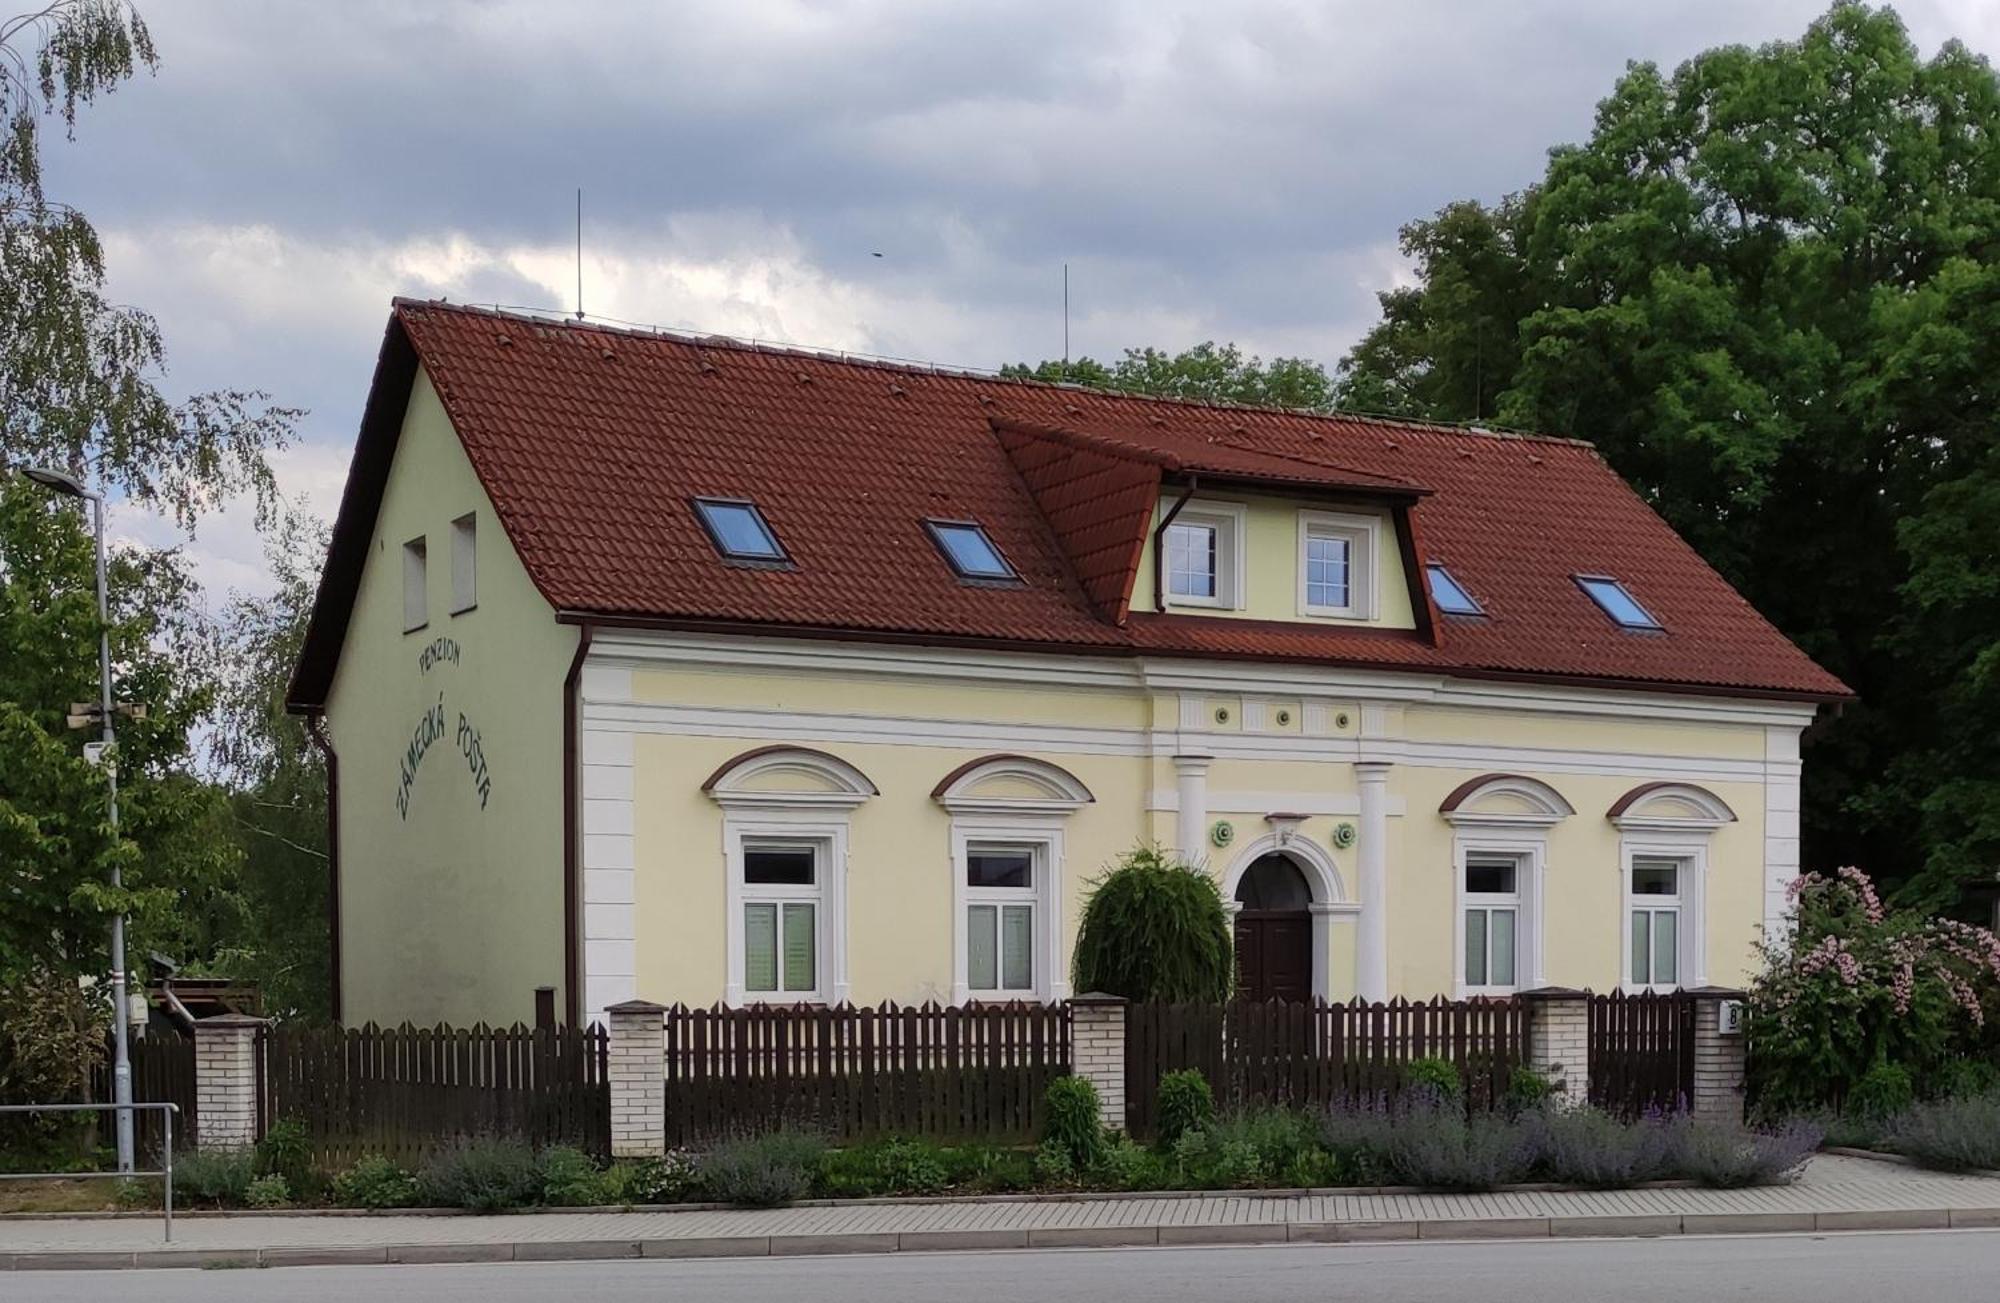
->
[389,298,1601,451]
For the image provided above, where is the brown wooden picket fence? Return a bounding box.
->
[86,1032,197,1156]
[258,1022,609,1168]
[1587,991,1696,1118]
[1125,997,1530,1137]
[662,1001,1070,1145]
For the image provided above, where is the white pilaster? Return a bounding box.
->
[1173,754,1212,863]
[1354,760,1392,1001]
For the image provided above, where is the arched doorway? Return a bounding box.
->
[1233,853,1313,1003]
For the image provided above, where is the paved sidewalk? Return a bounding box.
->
[4,1154,1999,1271]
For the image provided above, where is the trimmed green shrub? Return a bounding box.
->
[1404,1057,1463,1103]
[698,1129,825,1207]
[1071,846,1232,1002]
[1886,1093,2000,1171]
[331,1155,420,1209]
[1848,1062,1915,1121]
[1042,1075,1106,1169]
[1155,1069,1215,1148]
[1504,1068,1556,1114]
[419,1137,545,1211]
[1090,1136,1169,1190]
[1666,1116,1820,1188]
[1934,1058,2000,1103]
[255,1117,318,1199]
[173,1146,255,1207]
[540,1145,612,1206]
[1031,1138,1076,1185]
[244,1174,291,1208]
[602,1151,698,1204]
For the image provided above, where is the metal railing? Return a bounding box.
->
[0,1102,179,1241]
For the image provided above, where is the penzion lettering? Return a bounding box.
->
[418,636,460,674]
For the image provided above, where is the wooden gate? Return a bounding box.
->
[1587,991,1696,1117]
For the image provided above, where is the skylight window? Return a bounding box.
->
[925,520,1017,580]
[1426,563,1483,616]
[1576,575,1662,630]
[694,498,786,562]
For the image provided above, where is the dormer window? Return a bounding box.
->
[1576,575,1661,631]
[925,519,1017,581]
[1162,501,1244,609]
[694,497,787,563]
[1297,511,1377,619]
[1427,563,1484,616]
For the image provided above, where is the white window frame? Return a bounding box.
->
[1161,500,1246,610]
[1619,836,1708,993]
[949,818,1065,1004]
[1451,834,1544,997]
[1458,850,1524,996]
[957,835,1051,1001]
[402,536,428,632]
[724,815,848,1006]
[1296,510,1379,620]
[450,512,477,614]
[737,836,826,1001]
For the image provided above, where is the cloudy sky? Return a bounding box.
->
[44,0,2000,597]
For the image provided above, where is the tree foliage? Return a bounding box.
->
[1331,2,2000,907]
[1,4,313,1008]
[1071,846,1233,1003]
[1,1,297,526]
[1003,342,1336,411]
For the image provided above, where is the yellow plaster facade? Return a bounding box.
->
[323,371,577,1028]
[321,379,1813,1028]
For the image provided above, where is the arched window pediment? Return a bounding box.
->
[932,754,1094,816]
[1438,773,1575,828]
[703,746,878,810]
[1608,782,1736,831]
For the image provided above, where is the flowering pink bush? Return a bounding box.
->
[1748,868,2000,1112]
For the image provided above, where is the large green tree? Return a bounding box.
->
[1003,342,1336,411]
[1,3,302,1004]
[1330,2,2000,910]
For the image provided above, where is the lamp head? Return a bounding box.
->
[19,466,95,499]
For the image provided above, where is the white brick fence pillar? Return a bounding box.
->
[1687,987,1749,1124]
[193,1014,266,1151]
[1069,993,1127,1132]
[1520,988,1590,1106]
[605,999,667,1158]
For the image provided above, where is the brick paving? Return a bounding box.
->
[2,1154,1997,1260]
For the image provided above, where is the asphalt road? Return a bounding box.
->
[18,1231,2000,1302]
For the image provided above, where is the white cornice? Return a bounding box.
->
[584,628,1822,730]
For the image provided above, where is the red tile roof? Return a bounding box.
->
[288,301,1852,708]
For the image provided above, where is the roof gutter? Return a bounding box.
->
[304,712,342,1024]
[1152,474,1199,613]
[561,621,594,1028]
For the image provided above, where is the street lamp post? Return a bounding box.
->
[20,465,134,1174]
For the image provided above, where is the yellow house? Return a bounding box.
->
[287,301,1851,1029]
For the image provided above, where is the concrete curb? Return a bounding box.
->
[7,1205,1998,1271]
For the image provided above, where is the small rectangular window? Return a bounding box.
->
[694,497,786,562]
[450,513,476,613]
[402,536,427,632]
[1427,563,1483,616]
[1305,532,1351,609]
[745,846,816,886]
[1576,575,1662,630]
[1464,858,1517,895]
[925,520,1017,580]
[967,847,1033,889]
[1630,858,1680,896]
[1166,521,1217,599]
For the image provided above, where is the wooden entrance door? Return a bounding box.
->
[1234,911,1311,1002]
[1233,852,1315,1003]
